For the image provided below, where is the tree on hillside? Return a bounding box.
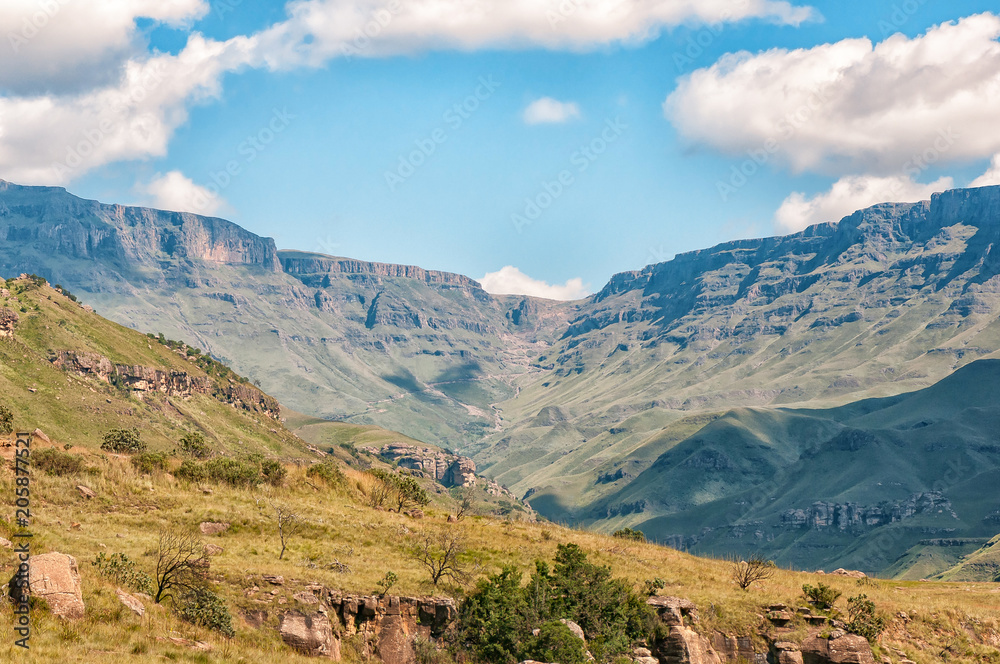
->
[268,500,303,560]
[153,530,208,603]
[730,555,775,591]
[409,531,467,585]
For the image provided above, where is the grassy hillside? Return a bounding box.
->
[934,535,1000,582]
[0,276,303,457]
[1,447,1000,663]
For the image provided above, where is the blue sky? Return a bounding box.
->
[3,0,1000,298]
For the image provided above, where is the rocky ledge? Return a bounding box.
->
[51,350,280,419]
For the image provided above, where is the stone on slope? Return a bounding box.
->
[13,552,85,619]
[116,588,145,616]
[279,609,340,658]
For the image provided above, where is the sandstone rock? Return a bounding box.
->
[829,568,867,579]
[199,521,230,535]
[774,642,804,664]
[377,613,415,664]
[447,514,457,523]
[243,609,268,628]
[15,552,85,619]
[76,485,96,499]
[263,575,285,585]
[653,625,723,664]
[0,307,18,337]
[0,537,12,548]
[32,428,50,444]
[116,588,145,616]
[406,509,424,519]
[280,610,340,658]
[801,632,876,664]
[648,596,698,626]
[560,618,585,643]
[204,544,224,556]
[294,591,319,604]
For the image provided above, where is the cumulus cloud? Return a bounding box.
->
[970,154,1000,188]
[254,0,818,69]
[0,0,209,94]
[142,170,226,215]
[0,33,258,185]
[523,97,581,125]
[666,13,1000,176]
[775,174,954,232]
[480,266,590,301]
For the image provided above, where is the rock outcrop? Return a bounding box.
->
[10,552,85,619]
[0,307,17,337]
[368,444,477,488]
[51,350,279,419]
[800,633,876,664]
[781,492,954,531]
[280,609,340,658]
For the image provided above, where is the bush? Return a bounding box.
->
[376,571,398,596]
[33,448,85,476]
[92,552,154,594]
[176,455,286,487]
[642,578,666,596]
[176,460,207,483]
[846,594,887,643]
[414,637,455,664]
[612,527,645,542]
[457,566,528,664]
[101,428,145,453]
[178,587,235,637]
[803,583,842,611]
[179,432,210,459]
[131,452,169,475]
[523,620,586,664]
[0,403,12,435]
[307,461,347,489]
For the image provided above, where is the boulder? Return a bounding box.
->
[560,618,586,643]
[829,568,867,579]
[280,610,340,658]
[204,544,224,556]
[14,552,85,619]
[199,521,230,535]
[294,591,320,605]
[377,613,415,664]
[116,588,145,616]
[653,625,723,664]
[801,632,876,664]
[32,429,51,444]
[774,642,804,664]
[263,574,285,585]
[0,537,11,548]
[76,485,96,499]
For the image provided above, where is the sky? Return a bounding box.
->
[3,1,1000,300]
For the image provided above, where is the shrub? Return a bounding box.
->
[101,428,145,453]
[523,620,586,664]
[131,452,169,474]
[846,594,887,643]
[179,432,210,459]
[176,460,207,483]
[376,571,398,596]
[92,552,154,595]
[457,566,528,664]
[612,527,645,542]
[414,637,455,664]
[307,461,347,489]
[260,458,286,486]
[642,578,666,596]
[0,403,12,435]
[803,583,842,611]
[178,587,235,637]
[33,448,85,476]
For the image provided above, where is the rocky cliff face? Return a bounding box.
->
[51,350,280,419]
[780,492,954,531]
[280,251,482,288]
[368,443,478,487]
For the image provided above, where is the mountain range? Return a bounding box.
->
[5,178,1000,575]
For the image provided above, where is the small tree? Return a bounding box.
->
[455,485,475,521]
[803,582,842,611]
[153,531,208,604]
[612,527,645,542]
[270,500,303,560]
[0,403,13,435]
[179,432,210,458]
[102,427,146,453]
[393,475,430,513]
[847,594,887,642]
[409,532,467,585]
[730,555,775,591]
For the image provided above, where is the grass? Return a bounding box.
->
[1,448,999,663]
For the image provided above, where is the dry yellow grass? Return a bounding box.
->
[0,451,998,663]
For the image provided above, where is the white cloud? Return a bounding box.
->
[970,154,1000,188]
[523,97,581,125]
[0,33,258,185]
[142,170,226,215]
[775,174,953,232]
[0,0,209,94]
[666,13,1000,176]
[254,0,818,69]
[480,266,590,301]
